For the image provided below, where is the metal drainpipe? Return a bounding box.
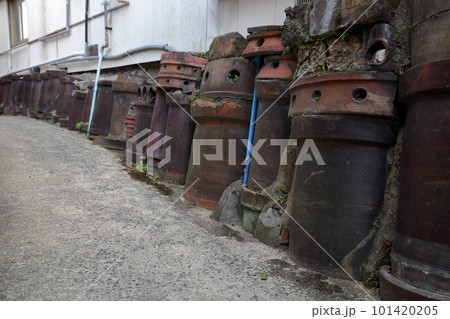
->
[49,45,175,65]
[87,1,110,137]
[85,0,89,56]
[39,0,71,41]
[243,55,263,185]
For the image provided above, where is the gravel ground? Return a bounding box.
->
[0,116,375,301]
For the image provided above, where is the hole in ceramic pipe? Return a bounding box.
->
[352,88,368,102]
[204,71,210,82]
[177,65,182,71]
[271,62,280,69]
[227,69,240,83]
[291,94,296,104]
[312,89,322,102]
[256,38,265,47]
[149,88,156,99]
[165,79,170,83]
[184,81,190,85]
[367,42,388,64]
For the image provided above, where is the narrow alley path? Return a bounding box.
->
[0,116,373,300]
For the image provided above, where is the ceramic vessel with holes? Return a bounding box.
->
[156,52,208,94]
[123,84,156,164]
[182,57,257,210]
[288,71,399,280]
[240,55,297,233]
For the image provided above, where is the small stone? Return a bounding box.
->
[371,49,387,63]
[261,272,268,280]
[254,207,282,247]
[207,32,248,61]
[211,179,243,225]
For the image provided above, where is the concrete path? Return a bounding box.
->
[0,116,374,301]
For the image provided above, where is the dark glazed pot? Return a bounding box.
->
[89,80,114,136]
[183,57,256,210]
[159,92,195,184]
[68,90,87,131]
[380,60,450,301]
[288,71,399,280]
[240,55,296,233]
[109,74,144,139]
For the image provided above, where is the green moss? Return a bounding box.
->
[136,161,149,173]
[75,122,84,131]
[277,194,288,205]
[312,31,335,42]
[372,218,381,229]
[341,32,349,41]
[299,42,316,50]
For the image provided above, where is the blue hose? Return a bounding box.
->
[243,55,263,184]
[87,49,104,137]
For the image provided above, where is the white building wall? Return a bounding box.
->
[0,0,294,76]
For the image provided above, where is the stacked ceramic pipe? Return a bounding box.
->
[237,26,297,233]
[102,74,146,150]
[0,76,12,115]
[28,71,43,117]
[34,70,67,119]
[2,75,21,116]
[0,68,81,120]
[68,90,88,131]
[287,23,400,281]
[183,54,256,209]
[146,52,207,184]
[16,74,30,115]
[379,0,450,301]
[87,80,115,137]
[75,79,115,138]
[124,81,157,166]
[0,77,4,114]
[53,76,81,126]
